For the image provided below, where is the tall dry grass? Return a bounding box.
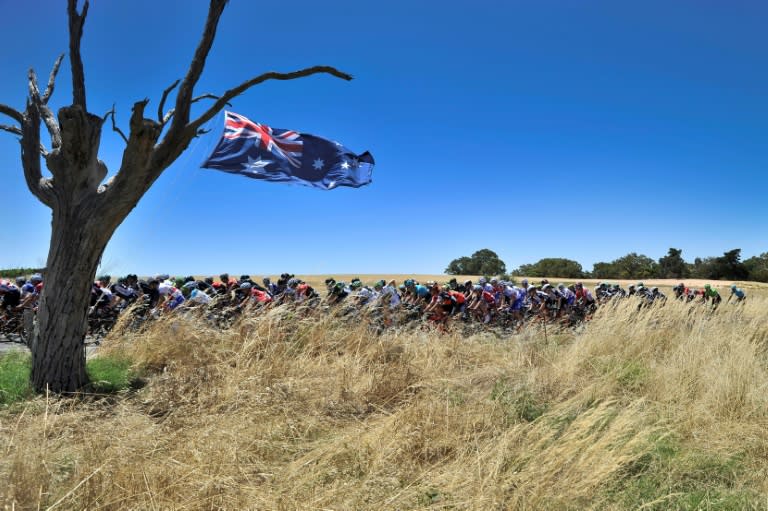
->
[2,299,768,510]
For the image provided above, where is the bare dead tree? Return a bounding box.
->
[0,0,351,393]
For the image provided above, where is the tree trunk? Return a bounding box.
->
[31,199,111,393]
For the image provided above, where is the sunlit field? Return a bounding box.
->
[2,291,768,510]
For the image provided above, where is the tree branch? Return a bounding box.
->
[67,0,89,109]
[42,54,65,104]
[0,124,22,136]
[1,124,50,156]
[103,105,128,144]
[157,79,180,124]
[1,123,49,156]
[165,0,228,139]
[20,100,54,207]
[0,103,24,124]
[188,66,352,131]
[162,93,230,125]
[28,68,62,149]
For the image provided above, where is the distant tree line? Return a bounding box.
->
[0,267,45,279]
[447,248,768,282]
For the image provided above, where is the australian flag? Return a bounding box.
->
[201,111,374,190]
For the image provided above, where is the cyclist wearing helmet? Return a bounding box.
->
[327,281,350,305]
[158,280,185,310]
[573,282,594,305]
[703,284,721,306]
[0,282,21,311]
[557,283,575,310]
[381,279,401,308]
[727,284,746,304]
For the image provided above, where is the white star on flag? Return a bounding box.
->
[312,158,325,170]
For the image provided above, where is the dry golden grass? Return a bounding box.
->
[3,299,768,509]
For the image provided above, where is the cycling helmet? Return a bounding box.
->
[239,282,252,290]
[651,287,659,293]
[30,273,43,283]
[731,284,737,290]
[472,284,482,292]
[240,275,251,282]
[479,277,487,285]
[398,284,406,291]
[636,282,644,288]
[182,281,198,290]
[404,279,415,287]
[705,284,711,290]
[542,284,552,290]
[557,283,565,289]
[350,280,362,289]
[375,280,385,288]
[15,276,25,285]
[521,279,529,285]
[443,283,451,291]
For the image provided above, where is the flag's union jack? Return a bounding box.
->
[223,111,302,167]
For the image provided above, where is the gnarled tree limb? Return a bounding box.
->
[161,93,230,125]
[20,100,54,207]
[103,105,128,144]
[28,68,62,150]
[163,0,227,141]
[67,0,89,109]
[42,54,65,104]
[1,124,50,155]
[157,79,180,124]
[0,103,24,124]
[0,124,22,136]
[188,66,352,132]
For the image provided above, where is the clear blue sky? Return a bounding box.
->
[0,0,766,277]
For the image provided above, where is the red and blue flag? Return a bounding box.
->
[202,111,374,190]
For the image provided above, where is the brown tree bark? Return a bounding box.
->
[1,0,351,394]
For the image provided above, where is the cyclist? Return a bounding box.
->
[573,282,595,306]
[727,284,746,304]
[158,280,185,310]
[703,284,722,307]
[0,282,21,311]
[381,279,401,308]
[650,287,666,302]
[557,283,575,311]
